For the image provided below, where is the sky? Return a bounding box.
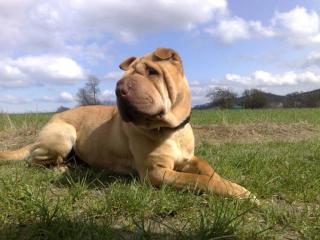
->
[1,0,320,112]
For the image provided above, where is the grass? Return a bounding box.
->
[2,108,320,130]
[192,108,320,125]
[0,112,52,131]
[0,108,320,239]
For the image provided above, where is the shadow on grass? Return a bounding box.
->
[53,153,139,190]
[0,219,175,240]
[0,215,247,240]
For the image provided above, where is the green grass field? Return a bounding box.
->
[191,108,320,125]
[0,109,320,239]
[0,112,52,131]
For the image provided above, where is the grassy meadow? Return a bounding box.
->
[0,109,320,239]
[191,108,320,125]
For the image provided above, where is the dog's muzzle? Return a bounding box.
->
[115,77,164,124]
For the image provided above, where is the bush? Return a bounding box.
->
[207,87,237,109]
[242,89,268,109]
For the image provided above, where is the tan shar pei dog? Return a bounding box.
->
[0,48,254,199]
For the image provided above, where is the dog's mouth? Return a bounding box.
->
[117,98,165,125]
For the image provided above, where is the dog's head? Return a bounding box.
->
[116,48,191,129]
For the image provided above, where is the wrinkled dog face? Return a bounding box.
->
[116,48,191,129]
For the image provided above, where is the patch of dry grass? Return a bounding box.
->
[194,123,320,144]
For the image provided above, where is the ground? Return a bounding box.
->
[0,109,319,239]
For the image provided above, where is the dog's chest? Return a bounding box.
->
[169,126,195,166]
[167,139,192,166]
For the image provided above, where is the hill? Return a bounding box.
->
[193,88,320,109]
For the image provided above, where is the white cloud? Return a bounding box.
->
[0,0,228,54]
[58,92,75,103]
[189,81,220,105]
[249,21,275,37]
[272,6,320,46]
[189,70,320,104]
[104,71,123,81]
[3,1,318,54]
[0,56,85,88]
[205,5,319,46]
[38,96,55,102]
[0,95,32,104]
[0,1,319,53]
[69,0,227,41]
[34,92,75,103]
[0,1,68,54]
[225,70,320,87]
[65,42,113,65]
[206,17,250,44]
[190,80,251,105]
[36,91,75,103]
[206,17,276,44]
[101,89,116,102]
[301,52,320,68]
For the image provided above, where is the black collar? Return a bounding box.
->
[156,113,191,133]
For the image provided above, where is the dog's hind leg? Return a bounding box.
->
[31,121,77,171]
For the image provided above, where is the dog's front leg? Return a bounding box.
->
[181,156,252,198]
[146,157,251,198]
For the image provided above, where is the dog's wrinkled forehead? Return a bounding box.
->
[119,47,183,73]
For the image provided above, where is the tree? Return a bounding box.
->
[284,91,320,108]
[303,94,320,108]
[56,106,70,112]
[284,92,301,108]
[76,75,101,105]
[207,87,237,109]
[242,89,268,109]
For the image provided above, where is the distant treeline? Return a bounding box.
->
[194,87,320,109]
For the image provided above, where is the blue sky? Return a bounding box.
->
[1,0,320,112]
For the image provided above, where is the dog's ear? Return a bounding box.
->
[154,48,181,62]
[119,56,137,71]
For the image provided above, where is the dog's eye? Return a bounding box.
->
[147,67,158,76]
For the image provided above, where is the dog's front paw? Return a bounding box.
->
[241,191,260,205]
[232,184,260,205]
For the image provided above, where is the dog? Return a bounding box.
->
[0,48,252,198]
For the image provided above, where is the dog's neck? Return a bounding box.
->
[158,114,191,132]
[128,113,191,138]
[149,113,191,136]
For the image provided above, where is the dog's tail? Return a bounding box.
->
[0,143,37,161]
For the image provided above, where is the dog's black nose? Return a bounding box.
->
[116,80,129,97]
